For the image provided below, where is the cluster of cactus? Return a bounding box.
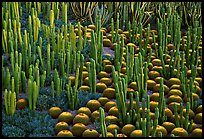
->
[1,2,202,137]
[27,63,41,110]
[90,11,103,73]
[4,89,16,116]
[66,79,79,110]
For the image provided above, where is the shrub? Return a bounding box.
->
[2,108,57,137]
[78,92,103,108]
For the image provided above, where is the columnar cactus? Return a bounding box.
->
[99,107,108,137]
[28,77,39,110]
[66,80,79,110]
[87,58,97,94]
[79,54,84,87]
[4,89,16,116]
[37,46,44,71]
[152,107,159,137]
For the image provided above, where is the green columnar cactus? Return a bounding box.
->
[32,81,38,110]
[138,23,143,53]
[125,46,129,81]
[87,63,92,93]
[146,109,151,137]
[134,52,148,100]
[76,51,80,72]
[34,16,40,44]
[41,70,46,88]
[90,30,97,65]
[18,22,22,47]
[91,58,97,93]
[66,80,79,110]
[11,77,15,93]
[135,91,140,115]
[56,77,60,97]
[37,46,44,71]
[114,43,119,72]
[66,81,71,108]
[141,98,146,120]
[4,89,16,116]
[28,78,33,110]
[2,31,6,53]
[34,63,40,95]
[180,102,184,128]
[127,112,131,124]
[66,45,70,76]
[59,52,65,77]
[75,66,80,90]
[21,71,26,93]
[79,54,84,87]
[64,25,68,44]
[111,66,118,86]
[46,43,51,75]
[54,69,60,96]
[115,78,128,126]
[152,108,159,137]
[70,24,76,73]
[147,47,152,67]
[158,78,164,123]
[51,27,56,51]
[83,26,87,48]
[39,37,42,50]
[129,46,134,83]
[14,63,19,99]
[184,102,190,130]
[99,107,108,137]
[78,22,83,51]
[97,31,103,73]
[142,119,147,137]
[15,51,19,66]
[187,119,194,133]
[37,2,41,16]
[64,3,68,24]
[111,18,115,43]
[28,15,33,42]
[50,10,54,29]
[51,51,55,70]
[144,23,150,53]
[51,81,54,98]
[174,103,179,127]
[10,52,14,74]
[18,51,22,70]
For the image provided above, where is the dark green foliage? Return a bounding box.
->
[2,108,56,137]
[80,40,91,59]
[93,119,109,134]
[78,92,103,108]
[2,125,26,137]
[93,120,101,133]
[29,133,53,137]
[37,86,68,111]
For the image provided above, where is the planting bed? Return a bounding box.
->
[2,2,202,137]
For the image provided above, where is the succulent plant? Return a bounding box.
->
[2,108,56,137]
[2,125,26,137]
[78,91,103,108]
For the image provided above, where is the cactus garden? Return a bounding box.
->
[2,2,203,137]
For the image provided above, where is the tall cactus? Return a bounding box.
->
[4,89,16,116]
[28,77,39,110]
[99,107,108,137]
[87,58,97,94]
